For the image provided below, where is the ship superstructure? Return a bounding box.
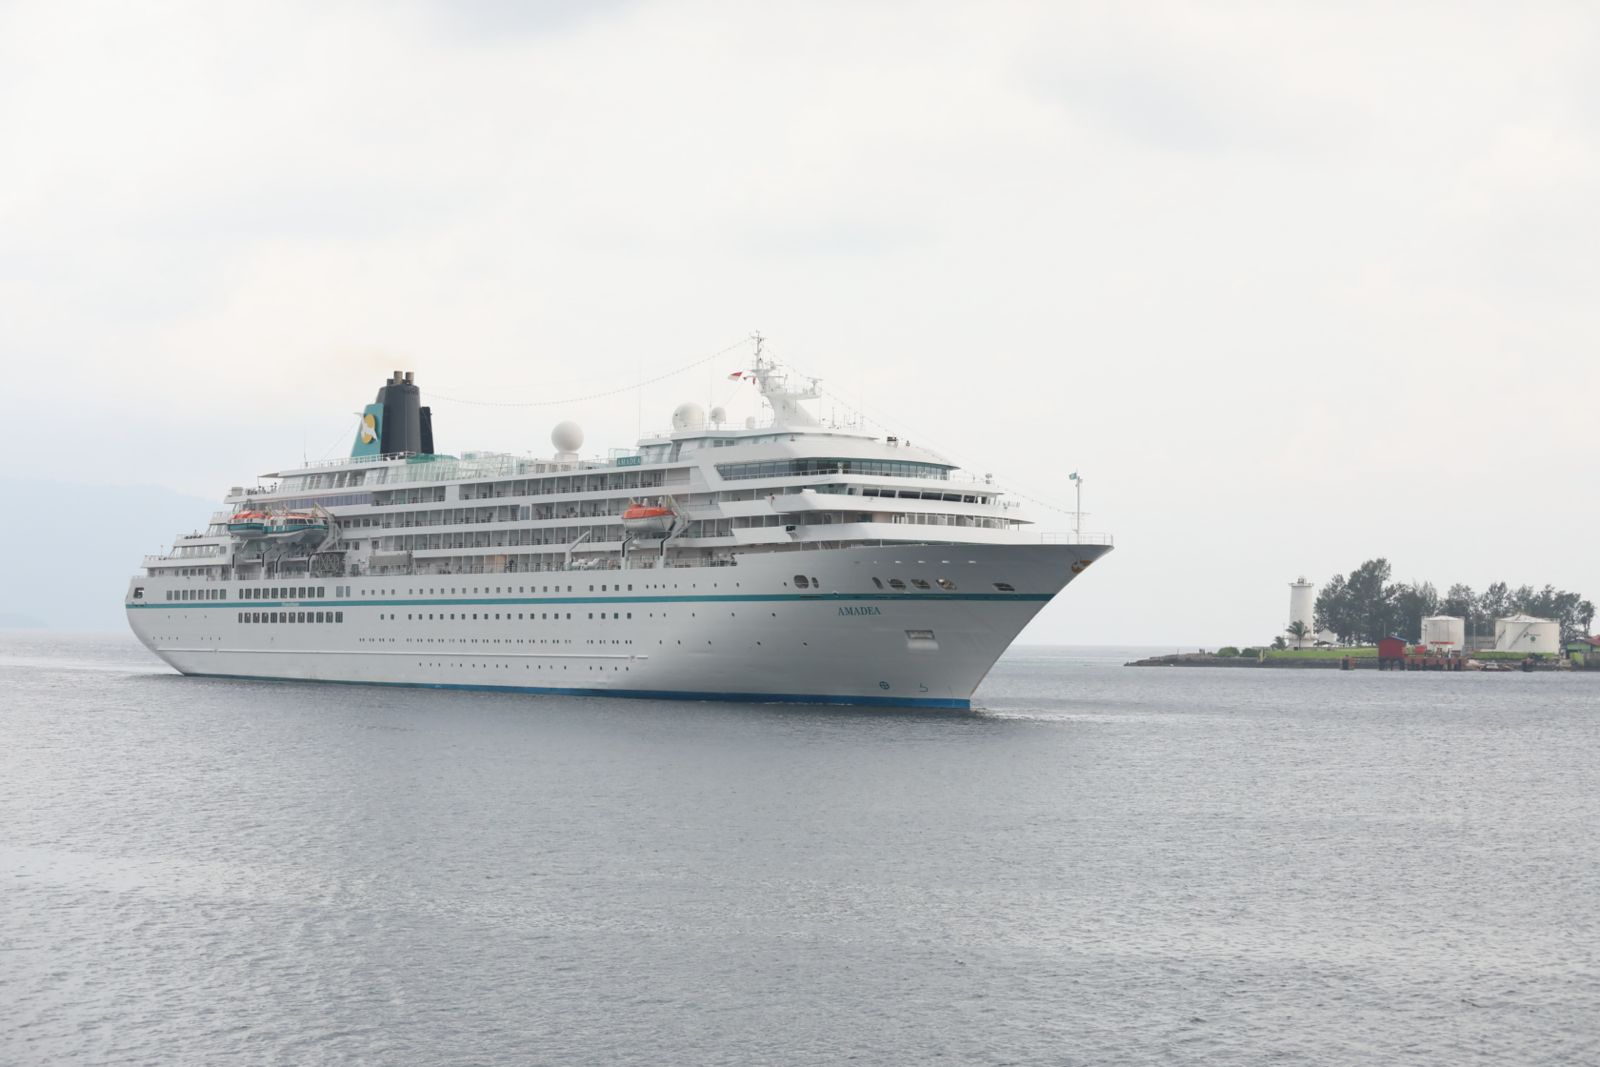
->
[126,348,1111,708]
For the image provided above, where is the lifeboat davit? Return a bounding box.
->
[227,510,269,538]
[266,511,328,542]
[622,502,676,538]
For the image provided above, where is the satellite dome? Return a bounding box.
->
[672,402,706,430]
[551,420,583,454]
[709,406,726,425]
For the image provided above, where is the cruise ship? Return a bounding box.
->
[125,347,1112,708]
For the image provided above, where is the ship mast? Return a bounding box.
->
[748,332,820,427]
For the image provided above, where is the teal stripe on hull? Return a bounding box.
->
[176,672,973,710]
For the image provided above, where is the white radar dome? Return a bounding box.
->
[709,406,726,425]
[551,420,584,454]
[672,402,706,430]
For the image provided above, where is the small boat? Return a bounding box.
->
[266,511,328,543]
[622,501,676,538]
[227,510,269,538]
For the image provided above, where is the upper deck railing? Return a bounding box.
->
[1039,532,1114,546]
[275,415,921,480]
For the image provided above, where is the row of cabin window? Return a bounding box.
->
[238,611,343,624]
[383,612,630,621]
[256,492,373,509]
[715,458,951,481]
[167,588,227,601]
[871,577,957,591]
[794,575,961,591]
[385,583,674,595]
[241,586,326,600]
[792,575,1016,592]
[194,578,1008,603]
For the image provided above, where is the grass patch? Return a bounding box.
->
[1263,647,1377,661]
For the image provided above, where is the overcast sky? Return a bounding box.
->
[5,2,1598,644]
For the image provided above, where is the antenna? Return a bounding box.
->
[1069,471,1084,538]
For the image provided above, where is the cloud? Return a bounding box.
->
[411,0,643,42]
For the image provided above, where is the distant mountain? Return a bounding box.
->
[0,479,216,631]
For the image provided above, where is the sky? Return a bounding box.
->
[3,1,1598,644]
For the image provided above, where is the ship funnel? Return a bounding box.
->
[352,370,434,458]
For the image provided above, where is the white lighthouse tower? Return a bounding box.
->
[1288,577,1316,648]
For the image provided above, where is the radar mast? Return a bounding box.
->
[748,332,820,427]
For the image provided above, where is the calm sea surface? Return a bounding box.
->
[3,633,1597,1065]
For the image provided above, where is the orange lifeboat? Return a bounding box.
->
[622,501,676,538]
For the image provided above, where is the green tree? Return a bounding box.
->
[1439,583,1474,619]
[1389,581,1438,643]
[1566,596,1596,642]
[1510,584,1595,642]
[1314,574,1353,645]
[1315,568,1591,646]
[1346,558,1396,644]
[1478,582,1511,629]
[1285,620,1311,647]
[1314,559,1404,644]
[1438,583,1476,633]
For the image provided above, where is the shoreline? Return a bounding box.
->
[1126,651,1578,672]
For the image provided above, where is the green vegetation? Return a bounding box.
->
[1217,646,1240,657]
[1314,560,1594,645]
[1472,650,1546,662]
[1263,647,1377,661]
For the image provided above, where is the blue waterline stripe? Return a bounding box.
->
[130,592,1053,609]
[183,672,972,710]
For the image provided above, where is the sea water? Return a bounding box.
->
[3,634,1597,1065]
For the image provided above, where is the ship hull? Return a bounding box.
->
[127,543,1109,709]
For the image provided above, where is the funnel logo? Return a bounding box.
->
[351,403,384,457]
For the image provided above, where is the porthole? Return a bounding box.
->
[993,582,1015,592]
[937,578,956,590]
[910,579,931,590]
[888,579,907,591]
[793,575,810,589]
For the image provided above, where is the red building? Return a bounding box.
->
[1377,636,1407,669]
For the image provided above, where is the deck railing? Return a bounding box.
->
[1039,532,1115,546]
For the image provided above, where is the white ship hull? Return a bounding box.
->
[126,543,1107,709]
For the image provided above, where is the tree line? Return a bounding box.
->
[1312,559,1595,646]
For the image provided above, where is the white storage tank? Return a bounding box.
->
[1420,615,1465,652]
[1494,614,1559,655]
[1288,577,1316,647]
